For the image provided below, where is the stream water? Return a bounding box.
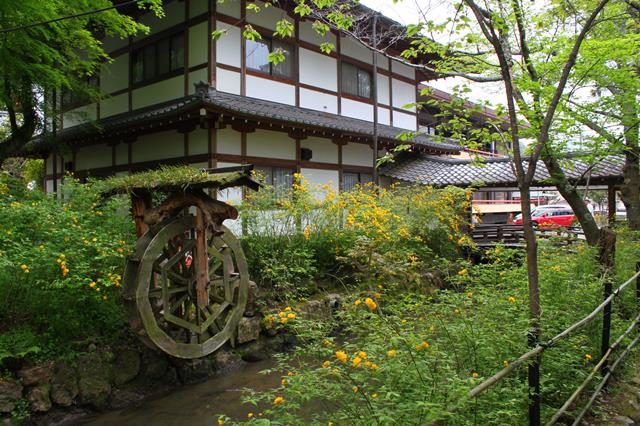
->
[77,359,278,426]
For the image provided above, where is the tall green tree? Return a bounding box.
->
[559,1,640,229]
[0,0,162,160]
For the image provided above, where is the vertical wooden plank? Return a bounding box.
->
[195,205,210,309]
[131,190,152,237]
[240,0,246,97]
[208,0,217,86]
[336,31,341,116]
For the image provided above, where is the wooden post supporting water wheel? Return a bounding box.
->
[103,165,260,359]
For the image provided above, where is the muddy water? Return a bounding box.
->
[78,359,278,426]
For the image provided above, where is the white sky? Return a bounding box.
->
[360,0,506,108]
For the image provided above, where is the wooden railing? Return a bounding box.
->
[470,224,584,247]
[469,265,640,425]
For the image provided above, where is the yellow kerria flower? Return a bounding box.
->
[364,298,377,311]
[352,386,359,393]
[358,351,367,360]
[217,418,225,426]
[280,318,288,324]
[322,360,331,368]
[415,341,429,351]
[585,353,593,362]
[20,264,28,270]
[287,313,296,319]
[273,396,284,405]
[354,299,362,306]
[467,292,473,298]
[336,351,348,363]
[278,312,286,318]
[352,357,362,367]
[472,372,479,379]
[503,360,509,368]
[247,413,254,419]
[387,349,397,358]
[372,393,379,399]
[551,265,561,272]
[89,282,96,288]
[508,296,516,304]
[458,268,468,276]
[281,379,287,386]
[285,307,292,312]
[323,339,333,346]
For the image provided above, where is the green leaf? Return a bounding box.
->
[319,42,335,54]
[274,19,294,39]
[243,25,262,41]
[211,29,228,41]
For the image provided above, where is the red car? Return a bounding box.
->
[515,208,576,227]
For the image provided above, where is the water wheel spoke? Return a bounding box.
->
[165,239,196,269]
[201,302,229,330]
[168,293,189,314]
[149,286,187,299]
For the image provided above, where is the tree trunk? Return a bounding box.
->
[620,148,640,229]
[519,182,542,426]
[541,155,601,245]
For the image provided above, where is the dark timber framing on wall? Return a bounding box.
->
[46,0,428,190]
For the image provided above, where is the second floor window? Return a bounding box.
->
[246,38,295,79]
[341,62,372,99]
[132,32,185,85]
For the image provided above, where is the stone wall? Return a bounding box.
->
[0,293,341,425]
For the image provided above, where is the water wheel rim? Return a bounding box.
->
[135,215,249,359]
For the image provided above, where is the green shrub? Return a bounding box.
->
[0,173,134,363]
[239,174,472,298]
[219,237,640,425]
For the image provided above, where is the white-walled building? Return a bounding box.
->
[35,0,460,200]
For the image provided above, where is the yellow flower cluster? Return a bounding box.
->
[415,341,430,351]
[107,272,122,286]
[364,298,377,311]
[507,296,516,304]
[277,307,297,324]
[56,254,69,277]
[20,263,30,274]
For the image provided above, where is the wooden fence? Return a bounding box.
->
[470,224,584,247]
[469,264,640,425]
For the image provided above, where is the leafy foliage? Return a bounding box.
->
[240,172,472,299]
[0,173,134,363]
[220,238,640,425]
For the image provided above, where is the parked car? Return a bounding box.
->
[513,205,566,222]
[515,207,576,227]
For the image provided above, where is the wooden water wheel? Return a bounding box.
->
[108,165,260,359]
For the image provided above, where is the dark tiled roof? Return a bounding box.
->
[28,88,460,154]
[381,154,625,187]
[198,88,459,152]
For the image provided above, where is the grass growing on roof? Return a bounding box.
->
[96,165,248,194]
